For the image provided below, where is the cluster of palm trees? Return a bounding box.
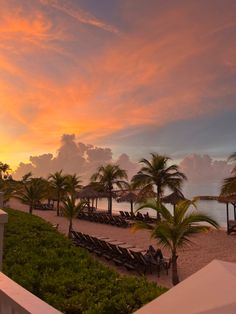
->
[2,152,235,285]
[91,154,187,217]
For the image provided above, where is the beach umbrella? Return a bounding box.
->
[117,192,137,214]
[117,188,157,214]
[77,185,108,210]
[161,191,185,213]
[161,191,185,204]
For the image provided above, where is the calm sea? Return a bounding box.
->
[96,183,230,228]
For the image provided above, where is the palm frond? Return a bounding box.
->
[220,176,236,196]
[131,221,154,233]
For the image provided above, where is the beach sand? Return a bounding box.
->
[8,199,236,288]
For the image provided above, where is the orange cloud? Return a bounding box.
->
[0,0,235,168]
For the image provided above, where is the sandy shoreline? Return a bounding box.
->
[8,199,236,288]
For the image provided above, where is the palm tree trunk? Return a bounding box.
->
[68,218,72,238]
[130,200,134,215]
[57,192,60,216]
[108,190,112,215]
[29,204,33,214]
[171,250,179,285]
[156,185,161,220]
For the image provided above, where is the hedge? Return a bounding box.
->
[3,208,167,313]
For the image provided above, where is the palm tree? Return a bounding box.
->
[91,164,128,215]
[133,199,219,285]
[48,170,67,216]
[0,162,11,180]
[15,179,47,214]
[62,196,86,237]
[65,174,82,197]
[221,152,236,196]
[0,179,18,207]
[22,172,33,183]
[132,153,187,219]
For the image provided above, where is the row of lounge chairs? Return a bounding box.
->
[33,203,54,210]
[77,212,129,227]
[71,230,171,276]
[119,211,155,222]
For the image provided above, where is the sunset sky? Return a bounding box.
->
[0,0,236,169]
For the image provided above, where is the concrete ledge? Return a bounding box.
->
[0,272,62,314]
[0,210,8,224]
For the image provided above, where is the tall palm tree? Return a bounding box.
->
[48,170,67,216]
[133,199,219,285]
[15,179,47,214]
[132,153,187,219]
[65,174,82,197]
[91,164,128,215]
[62,196,86,237]
[221,152,236,196]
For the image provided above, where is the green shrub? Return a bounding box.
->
[3,208,167,313]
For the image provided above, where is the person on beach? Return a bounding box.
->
[144,246,163,263]
[144,245,157,262]
[155,248,163,261]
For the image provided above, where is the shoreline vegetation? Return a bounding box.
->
[3,208,167,314]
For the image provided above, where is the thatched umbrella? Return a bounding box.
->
[218,194,236,234]
[117,192,137,214]
[161,191,185,205]
[77,185,108,211]
[161,191,185,212]
[117,188,157,214]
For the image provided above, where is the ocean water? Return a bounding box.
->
[97,198,228,227]
[87,182,231,227]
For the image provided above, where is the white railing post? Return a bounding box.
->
[0,192,8,271]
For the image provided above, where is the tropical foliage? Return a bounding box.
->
[3,208,166,313]
[48,170,67,216]
[64,173,82,197]
[132,199,219,285]
[132,153,187,218]
[15,178,47,214]
[221,152,236,196]
[0,162,11,179]
[91,164,128,214]
[62,196,86,237]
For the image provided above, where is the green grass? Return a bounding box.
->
[3,208,167,314]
